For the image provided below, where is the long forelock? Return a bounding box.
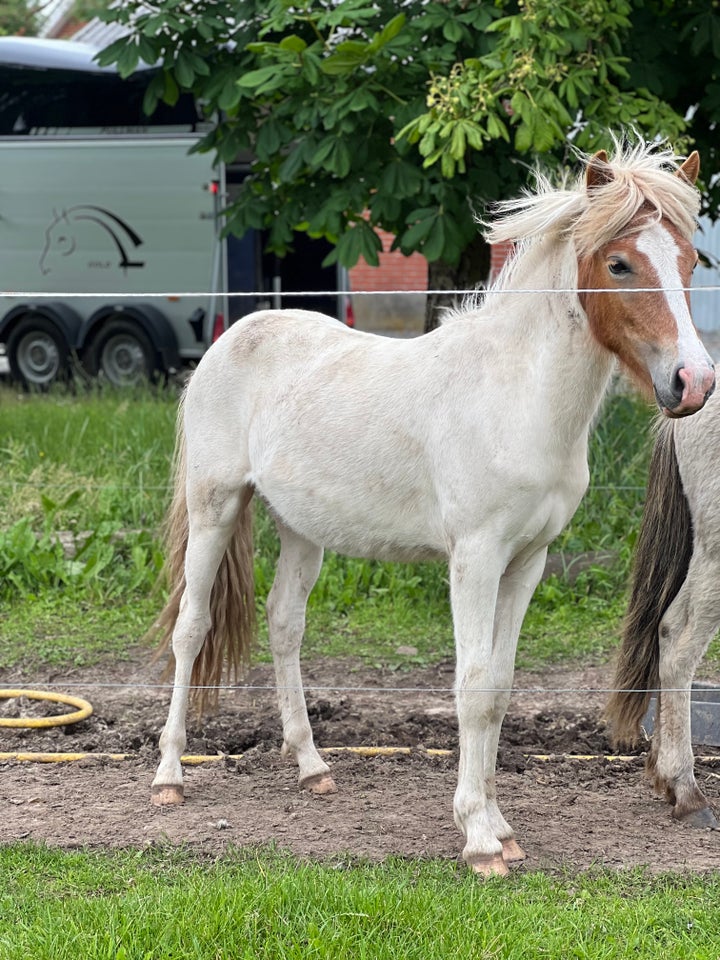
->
[483,140,700,270]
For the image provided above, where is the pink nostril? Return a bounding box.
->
[676,364,716,407]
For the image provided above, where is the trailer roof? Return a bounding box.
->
[0,35,136,74]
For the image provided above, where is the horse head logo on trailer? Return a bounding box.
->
[39,205,145,275]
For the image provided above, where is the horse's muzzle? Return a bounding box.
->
[658,362,716,418]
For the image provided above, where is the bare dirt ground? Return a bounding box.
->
[1,654,719,873]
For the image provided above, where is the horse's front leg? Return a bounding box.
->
[482,549,549,865]
[651,548,720,828]
[450,544,511,876]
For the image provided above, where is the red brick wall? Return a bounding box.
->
[348,228,425,291]
[349,229,512,292]
[347,228,514,333]
[490,240,514,281]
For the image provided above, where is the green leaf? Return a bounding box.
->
[329,140,352,177]
[279,145,307,182]
[280,35,307,54]
[442,20,464,43]
[141,14,169,39]
[218,76,242,111]
[174,49,195,88]
[440,149,457,178]
[142,71,164,115]
[463,121,484,150]
[401,216,436,249]
[196,20,214,41]
[163,71,180,107]
[115,44,140,79]
[94,37,130,68]
[321,54,365,75]
[358,222,382,266]
[449,122,466,159]
[136,36,158,67]
[236,65,281,89]
[256,120,284,159]
[310,138,338,168]
[405,206,439,222]
[485,112,506,142]
[377,13,406,46]
[335,225,364,267]
[514,120,533,154]
[302,50,322,84]
[422,217,446,261]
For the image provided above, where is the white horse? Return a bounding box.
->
[606,390,720,830]
[150,140,714,876]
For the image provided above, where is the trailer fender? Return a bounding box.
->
[80,304,181,372]
[0,301,83,348]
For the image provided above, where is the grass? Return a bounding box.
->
[0,382,661,674]
[2,845,720,960]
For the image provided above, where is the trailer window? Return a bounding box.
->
[0,66,201,135]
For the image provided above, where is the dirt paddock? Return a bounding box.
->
[1,655,719,873]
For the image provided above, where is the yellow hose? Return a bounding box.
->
[0,689,93,729]
[0,693,714,767]
[322,745,452,757]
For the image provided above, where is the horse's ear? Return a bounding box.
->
[586,150,612,191]
[678,150,700,185]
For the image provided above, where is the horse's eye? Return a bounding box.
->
[608,259,630,277]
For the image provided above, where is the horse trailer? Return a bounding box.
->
[0,35,351,387]
[0,134,227,387]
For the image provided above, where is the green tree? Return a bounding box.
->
[97,0,709,329]
[624,0,720,218]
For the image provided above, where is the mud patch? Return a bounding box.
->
[1,656,719,873]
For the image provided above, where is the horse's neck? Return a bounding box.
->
[492,240,616,444]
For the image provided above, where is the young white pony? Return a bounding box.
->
[150,140,714,876]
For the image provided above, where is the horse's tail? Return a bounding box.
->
[150,395,256,715]
[604,418,693,747]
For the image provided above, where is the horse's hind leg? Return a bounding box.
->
[651,547,720,828]
[268,521,335,794]
[151,487,242,805]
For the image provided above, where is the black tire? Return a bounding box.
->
[6,315,69,389]
[84,319,157,387]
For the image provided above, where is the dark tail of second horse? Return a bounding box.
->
[604,419,693,747]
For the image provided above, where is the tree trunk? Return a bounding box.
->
[424,233,491,333]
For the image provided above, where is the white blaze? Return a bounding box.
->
[635,223,699,358]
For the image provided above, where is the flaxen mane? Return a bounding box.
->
[485,139,700,286]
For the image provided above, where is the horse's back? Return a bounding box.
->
[223,307,354,362]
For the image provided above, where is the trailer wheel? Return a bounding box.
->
[85,319,157,387]
[6,315,69,389]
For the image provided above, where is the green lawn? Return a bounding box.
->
[2,846,720,960]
